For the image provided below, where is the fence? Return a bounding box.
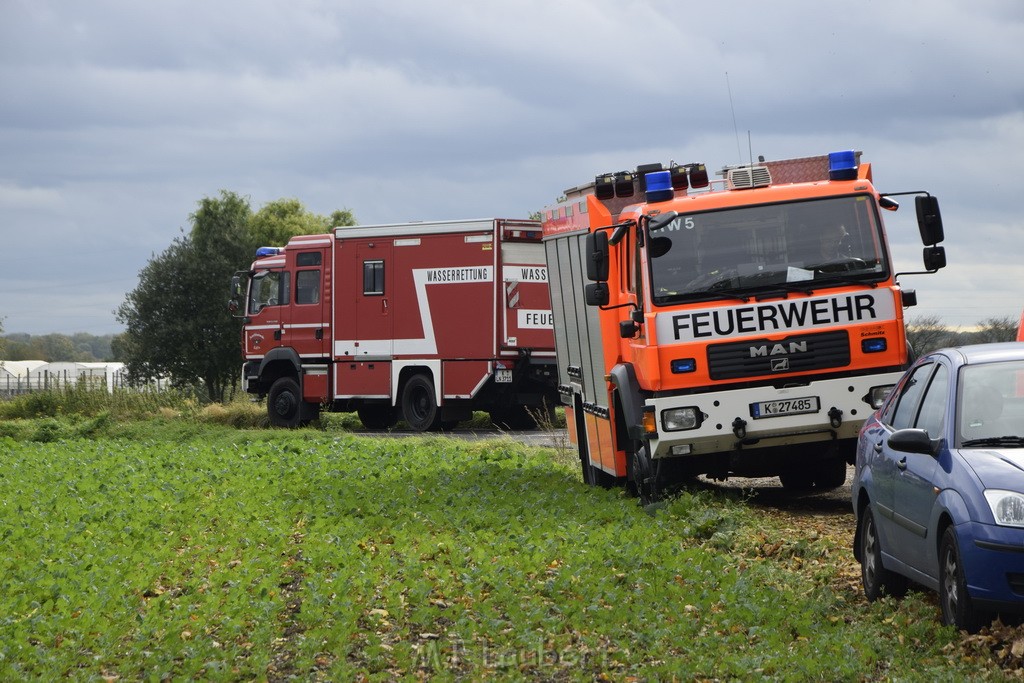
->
[0,364,169,397]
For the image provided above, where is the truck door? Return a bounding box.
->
[244,267,287,356]
[354,240,393,358]
[282,247,329,358]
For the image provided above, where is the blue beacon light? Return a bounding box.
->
[828,150,858,180]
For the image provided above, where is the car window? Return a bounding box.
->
[889,362,934,430]
[915,363,949,436]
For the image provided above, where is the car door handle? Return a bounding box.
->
[897,457,908,471]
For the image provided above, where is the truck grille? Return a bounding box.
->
[707,330,850,381]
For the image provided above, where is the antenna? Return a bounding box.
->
[748,130,754,168]
[726,72,741,160]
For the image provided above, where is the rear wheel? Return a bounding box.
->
[401,374,441,432]
[859,506,907,601]
[940,526,989,632]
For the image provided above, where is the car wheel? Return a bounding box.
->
[939,526,989,633]
[859,506,907,601]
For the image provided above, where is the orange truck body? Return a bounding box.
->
[541,151,945,493]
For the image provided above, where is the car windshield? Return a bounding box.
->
[959,360,1024,448]
[647,195,889,304]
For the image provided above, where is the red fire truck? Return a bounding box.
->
[231,218,558,430]
[541,151,947,500]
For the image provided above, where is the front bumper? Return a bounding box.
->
[960,521,1024,611]
[645,372,902,459]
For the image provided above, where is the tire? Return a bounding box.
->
[357,404,397,430]
[814,458,848,491]
[401,373,441,432]
[780,459,847,492]
[859,506,907,601]
[268,377,303,428]
[629,442,659,505]
[940,526,989,633]
[779,470,815,492]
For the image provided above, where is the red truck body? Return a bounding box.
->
[236,218,558,430]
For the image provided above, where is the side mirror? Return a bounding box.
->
[228,274,244,314]
[888,428,940,456]
[584,282,609,307]
[915,195,945,245]
[585,231,609,282]
[923,245,946,271]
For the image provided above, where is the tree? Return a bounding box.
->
[247,200,357,247]
[905,314,953,357]
[116,234,241,400]
[973,316,1018,344]
[116,191,353,402]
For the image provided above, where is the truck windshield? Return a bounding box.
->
[248,270,288,314]
[647,195,889,305]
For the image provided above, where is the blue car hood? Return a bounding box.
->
[961,448,1024,489]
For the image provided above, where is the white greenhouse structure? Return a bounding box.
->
[0,360,133,395]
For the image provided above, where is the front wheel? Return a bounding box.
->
[629,443,659,505]
[268,377,303,428]
[940,526,989,632]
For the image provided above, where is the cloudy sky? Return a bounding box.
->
[2,0,1022,336]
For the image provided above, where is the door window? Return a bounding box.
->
[363,260,384,295]
[914,364,949,436]
[296,270,321,305]
[888,363,933,430]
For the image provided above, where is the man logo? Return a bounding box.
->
[771,358,790,372]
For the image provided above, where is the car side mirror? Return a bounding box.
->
[888,428,940,456]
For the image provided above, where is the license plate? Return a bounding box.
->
[750,396,820,419]
[495,370,513,384]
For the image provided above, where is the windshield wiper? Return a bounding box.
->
[961,436,1024,448]
[752,283,816,300]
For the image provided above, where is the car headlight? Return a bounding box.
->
[661,407,703,432]
[984,490,1024,527]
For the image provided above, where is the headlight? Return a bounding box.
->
[984,490,1024,527]
[661,407,703,432]
[865,385,894,409]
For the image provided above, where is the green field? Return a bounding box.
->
[0,420,1013,680]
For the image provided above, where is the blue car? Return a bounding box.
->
[852,342,1024,632]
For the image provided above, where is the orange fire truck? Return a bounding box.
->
[541,151,947,500]
[231,219,558,430]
